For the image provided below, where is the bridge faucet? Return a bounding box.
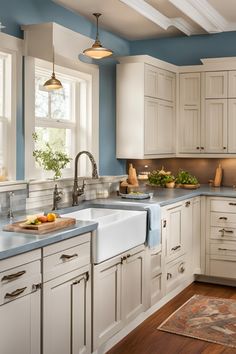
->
[72,151,98,206]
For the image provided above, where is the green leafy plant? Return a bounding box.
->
[148,167,175,187]
[32,132,72,180]
[175,170,198,185]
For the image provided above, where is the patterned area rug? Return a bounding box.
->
[158,294,236,348]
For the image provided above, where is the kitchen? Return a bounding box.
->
[0,0,236,353]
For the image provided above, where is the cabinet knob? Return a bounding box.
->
[185,201,191,207]
[223,147,227,150]
[196,147,200,150]
[200,147,204,150]
[178,263,185,273]
[167,272,172,280]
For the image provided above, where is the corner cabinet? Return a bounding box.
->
[116,61,176,159]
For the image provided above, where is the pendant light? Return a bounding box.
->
[83,13,113,59]
[43,48,63,90]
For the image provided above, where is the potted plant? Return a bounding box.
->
[175,170,199,189]
[164,174,176,188]
[32,132,72,180]
[148,167,174,188]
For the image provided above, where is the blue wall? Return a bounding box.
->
[0,0,129,178]
[130,31,236,66]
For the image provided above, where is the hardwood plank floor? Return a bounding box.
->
[107,282,236,354]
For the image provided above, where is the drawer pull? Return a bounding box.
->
[178,263,185,273]
[167,272,172,280]
[218,247,236,251]
[60,253,78,261]
[185,201,191,207]
[219,217,228,220]
[121,256,127,264]
[219,229,234,235]
[5,287,27,299]
[229,202,236,206]
[171,245,181,251]
[1,270,26,282]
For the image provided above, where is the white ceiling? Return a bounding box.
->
[54,0,236,40]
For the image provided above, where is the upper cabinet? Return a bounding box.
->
[116,61,176,159]
[205,71,228,99]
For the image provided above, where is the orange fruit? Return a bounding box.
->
[47,213,56,222]
[38,215,48,223]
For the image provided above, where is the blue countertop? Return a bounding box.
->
[1,185,236,260]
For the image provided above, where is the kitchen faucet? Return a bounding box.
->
[72,151,98,206]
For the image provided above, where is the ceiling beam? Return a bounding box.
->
[169,0,228,33]
[119,0,196,35]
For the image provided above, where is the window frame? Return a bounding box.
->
[24,57,99,180]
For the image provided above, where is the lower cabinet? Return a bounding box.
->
[0,250,41,354]
[93,245,148,349]
[149,246,163,306]
[43,265,91,354]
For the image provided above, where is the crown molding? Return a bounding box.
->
[119,0,196,35]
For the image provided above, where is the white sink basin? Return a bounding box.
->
[62,208,147,263]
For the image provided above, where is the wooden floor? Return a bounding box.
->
[108,282,236,354]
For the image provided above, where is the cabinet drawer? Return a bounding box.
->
[166,256,187,294]
[210,242,236,260]
[43,241,90,282]
[210,227,236,242]
[211,212,236,227]
[207,259,236,279]
[210,199,236,213]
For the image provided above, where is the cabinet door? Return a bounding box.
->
[93,258,122,349]
[122,250,147,323]
[179,73,201,153]
[205,71,227,98]
[157,70,175,102]
[43,266,91,354]
[166,204,184,262]
[144,98,175,155]
[228,71,236,98]
[181,200,193,273]
[145,65,158,98]
[204,99,227,153]
[228,99,236,152]
[0,289,40,354]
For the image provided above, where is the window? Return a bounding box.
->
[34,67,77,169]
[25,57,99,180]
[0,51,12,179]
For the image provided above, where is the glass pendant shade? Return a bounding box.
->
[83,13,113,59]
[43,50,63,90]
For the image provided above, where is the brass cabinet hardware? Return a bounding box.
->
[126,254,131,258]
[120,256,126,264]
[219,228,233,234]
[196,146,200,150]
[60,253,78,261]
[218,247,236,251]
[200,147,204,150]
[219,217,228,220]
[167,272,172,280]
[1,270,26,282]
[223,147,227,150]
[178,263,185,273]
[185,201,191,207]
[163,220,167,228]
[5,287,27,299]
[229,202,236,206]
[32,283,41,292]
[73,271,90,285]
[171,245,181,251]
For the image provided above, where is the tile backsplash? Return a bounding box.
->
[127,158,236,187]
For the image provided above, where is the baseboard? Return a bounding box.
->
[195,274,236,287]
[93,275,194,354]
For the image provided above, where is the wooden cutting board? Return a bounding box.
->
[3,217,76,235]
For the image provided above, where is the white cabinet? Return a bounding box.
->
[43,234,91,354]
[204,99,227,153]
[0,250,41,354]
[228,71,236,98]
[144,98,175,155]
[116,61,176,159]
[228,99,236,152]
[149,246,163,306]
[93,245,147,349]
[43,266,91,354]
[205,71,228,98]
[179,73,201,153]
[206,197,236,280]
